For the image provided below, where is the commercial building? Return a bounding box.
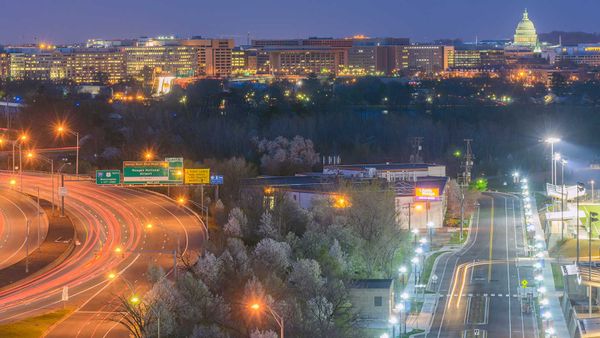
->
[181,38,234,77]
[0,52,8,79]
[395,176,449,230]
[123,45,198,81]
[323,163,446,182]
[266,47,347,75]
[345,38,409,76]
[452,48,505,70]
[64,48,125,84]
[7,50,66,81]
[551,44,600,68]
[396,45,455,73]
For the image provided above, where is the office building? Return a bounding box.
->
[0,52,8,79]
[181,38,235,77]
[267,47,347,75]
[123,45,198,81]
[345,38,409,75]
[8,50,66,81]
[64,48,125,84]
[551,44,600,67]
[452,48,505,70]
[396,45,454,73]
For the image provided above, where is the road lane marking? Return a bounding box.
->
[488,198,495,282]
[504,196,512,338]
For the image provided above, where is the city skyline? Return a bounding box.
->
[1,0,599,45]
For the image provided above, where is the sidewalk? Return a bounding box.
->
[531,195,570,338]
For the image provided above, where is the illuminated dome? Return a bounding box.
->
[513,9,538,47]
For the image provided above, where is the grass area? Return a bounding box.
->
[550,238,600,259]
[401,329,424,338]
[449,230,469,244]
[551,263,564,291]
[0,308,73,338]
[580,204,600,238]
[420,251,447,286]
[410,300,424,314]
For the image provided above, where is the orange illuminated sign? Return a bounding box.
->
[415,187,440,200]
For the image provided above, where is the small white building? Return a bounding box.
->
[349,279,395,321]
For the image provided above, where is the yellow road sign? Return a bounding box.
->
[185,168,210,184]
[521,279,528,288]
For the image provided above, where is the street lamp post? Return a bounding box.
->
[560,159,567,241]
[399,265,407,288]
[427,222,434,245]
[545,137,560,185]
[27,152,55,214]
[577,182,585,264]
[250,303,284,338]
[588,212,598,316]
[411,257,419,286]
[56,124,80,177]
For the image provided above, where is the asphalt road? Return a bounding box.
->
[426,192,538,338]
[0,172,206,337]
[0,187,49,270]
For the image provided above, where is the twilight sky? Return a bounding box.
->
[1,0,598,44]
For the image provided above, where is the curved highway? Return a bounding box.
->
[0,187,49,270]
[0,172,206,337]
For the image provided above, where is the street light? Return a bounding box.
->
[544,137,560,185]
[249,302,285,338]
[560,159,567,241]
[26,151,56,214]
[411,257,419,285]
[55,123,80,177]
[427,221,434,245]
[577,182,585,264]
[399,266,407,288]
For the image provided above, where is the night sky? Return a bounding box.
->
[1,0,598,44]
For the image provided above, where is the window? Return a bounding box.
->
[374,296,383,307]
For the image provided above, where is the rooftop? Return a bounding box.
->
[349,279,394,289]
[324,163,441,172]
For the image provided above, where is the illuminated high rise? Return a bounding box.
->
[513,9,538,47]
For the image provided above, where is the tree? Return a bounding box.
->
[256,136,319,175]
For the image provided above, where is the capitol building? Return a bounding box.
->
[513,9,539,48]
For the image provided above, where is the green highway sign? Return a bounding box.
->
[122,158,185,185]
[123,161,170,184]
[96,170,121,185]
[166,157,184,183]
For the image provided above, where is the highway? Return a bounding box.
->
[0,187,49,270]
[0,172,206,337]
[426,192,538,338]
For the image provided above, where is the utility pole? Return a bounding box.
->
[410,137,424,163]
[590,212,599,316]
[457,139,474,241]
[463,139,474,184]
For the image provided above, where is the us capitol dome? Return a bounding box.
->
[513,9,539,47]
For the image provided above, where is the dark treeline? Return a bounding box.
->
[3,76,600,185]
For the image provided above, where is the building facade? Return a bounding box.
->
[8,51,66,81]
[64,48,125,84]
[267,47,347,75]
[123,46,198,81]
[181,38,234,77]
[397,45,454,73]
[513,9,538,47]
